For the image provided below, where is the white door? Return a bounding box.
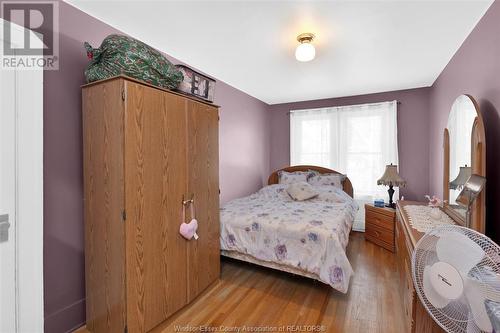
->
[0,19,44,333]
[0,65,17,333]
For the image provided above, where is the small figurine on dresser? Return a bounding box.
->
[425,195,445,220]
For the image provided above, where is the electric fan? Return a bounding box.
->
[412,225,500,332]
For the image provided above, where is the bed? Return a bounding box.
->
[220,166,358,293]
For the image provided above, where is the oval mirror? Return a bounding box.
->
[446,95,477,218]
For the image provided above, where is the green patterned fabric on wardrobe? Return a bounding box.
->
[84,34,183,89]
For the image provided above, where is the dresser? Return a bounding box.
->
[365,204,396,252]
[83,76,221,333]
[396,201,447,333]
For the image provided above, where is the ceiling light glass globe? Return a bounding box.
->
[295,42,315,62]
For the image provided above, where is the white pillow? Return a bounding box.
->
[286,182,318,201]
[278,171,313,184]
[308,173,346,188]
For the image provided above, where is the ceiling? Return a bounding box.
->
[66,0,493,105]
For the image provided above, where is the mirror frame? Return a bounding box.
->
[443,94,486,233]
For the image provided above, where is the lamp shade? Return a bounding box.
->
[449,165,471,190]
[377,164,406,187]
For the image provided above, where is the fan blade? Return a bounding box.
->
[436,231,485,274]
[465,311,479,333]
[471,268,500,302]
[424,265,450,308]
[464,278,493,332]
[467,266,500,302]
[466,313,480,333]
[485,300,500,333]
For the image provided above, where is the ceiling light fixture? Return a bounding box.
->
[295,33,316,62]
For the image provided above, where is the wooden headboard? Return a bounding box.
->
[267,165,354,198]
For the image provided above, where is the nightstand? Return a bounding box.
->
[364,203,396,252]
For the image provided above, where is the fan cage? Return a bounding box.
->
[412,225,500,333]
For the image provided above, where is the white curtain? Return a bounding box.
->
[448,96,476,204]
[290,101,399,231]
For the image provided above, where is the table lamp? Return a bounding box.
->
[377,164,406,208]
[449,165,472,190]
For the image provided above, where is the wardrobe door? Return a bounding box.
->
[83,79,127,333]
[124,81,188,332]
[186,101,220,301]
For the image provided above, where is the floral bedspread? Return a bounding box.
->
[220,184,358,293]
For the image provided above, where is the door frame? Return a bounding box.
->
[0,19,44,332]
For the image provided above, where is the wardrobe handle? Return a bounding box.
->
[180,196,198,240]
[182,193,194,206]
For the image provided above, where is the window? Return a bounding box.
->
[290,101,399,230]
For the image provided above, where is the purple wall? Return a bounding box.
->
[269,88,431,201]
[428,0,500,241]
[43,4,117,332]
[41,2,269,332]
[217,84,270,203]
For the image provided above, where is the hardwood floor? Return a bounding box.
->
[77,232,405,333]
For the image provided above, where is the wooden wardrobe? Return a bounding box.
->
[82,76,220,333]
